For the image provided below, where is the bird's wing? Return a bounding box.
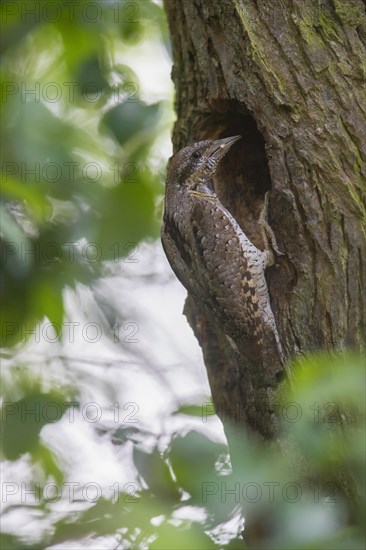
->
[187,199,261,341]
[161,216,202,298]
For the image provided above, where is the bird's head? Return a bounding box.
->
[167,135,241,192]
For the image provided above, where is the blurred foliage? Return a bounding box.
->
[0,2,365,550]
[1,353,365,548]
[1,0,167,346]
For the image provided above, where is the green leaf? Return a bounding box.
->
[75,56,110,106]
[150,522,215,549]
[98,176,159,259]
[169,431,225,501]
[29,280,64,331]
[101,100,162,145]
[133,447,179,501]
[1,390,72,460]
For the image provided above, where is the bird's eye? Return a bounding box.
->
[192,151,201,159]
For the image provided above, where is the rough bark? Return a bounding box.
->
[164,0,366,440]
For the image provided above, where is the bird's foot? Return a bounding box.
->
[188,190,215,200]
[258,192,284,257]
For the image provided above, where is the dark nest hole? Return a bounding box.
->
[195,104,272,248]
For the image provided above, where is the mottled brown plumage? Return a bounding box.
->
[161,136,285,383]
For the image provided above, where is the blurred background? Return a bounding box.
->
[0,1,223,547]
[1,1,364,549]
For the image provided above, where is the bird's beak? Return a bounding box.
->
[207,135,241,161]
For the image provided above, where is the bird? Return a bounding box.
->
[161,136,286,386]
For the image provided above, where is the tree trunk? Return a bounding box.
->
[163,0,366,441]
